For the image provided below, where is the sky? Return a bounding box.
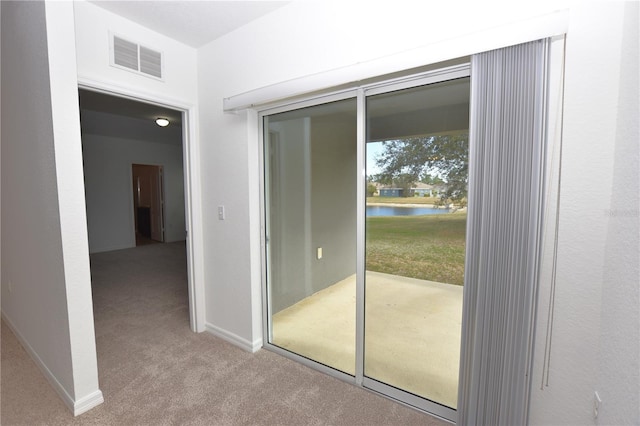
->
[366,141,385,177]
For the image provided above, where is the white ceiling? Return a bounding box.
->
[89,1,290,48]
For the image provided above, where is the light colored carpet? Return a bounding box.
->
[273,272,463,409]
[1,242,449,426]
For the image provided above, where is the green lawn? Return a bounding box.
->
[366,213,467,285]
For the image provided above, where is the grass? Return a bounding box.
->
[367,196,439,205]
[366,213,466,285]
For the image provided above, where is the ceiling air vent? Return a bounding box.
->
[111,34,163,80]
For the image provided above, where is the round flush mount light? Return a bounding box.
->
[155,117,170,127]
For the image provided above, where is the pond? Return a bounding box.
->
[366,205,449,217]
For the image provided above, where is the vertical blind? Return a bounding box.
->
[458,39,550,425]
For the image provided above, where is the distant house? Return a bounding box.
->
[379,183,446,197]
[379,187,405,197]
[411,182,435,197]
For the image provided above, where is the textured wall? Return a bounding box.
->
[529,3,639,425]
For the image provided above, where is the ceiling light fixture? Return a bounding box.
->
[155,117,169,127]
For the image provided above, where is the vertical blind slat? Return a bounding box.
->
[458,39,550,425]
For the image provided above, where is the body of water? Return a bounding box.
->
[366,205,449,217]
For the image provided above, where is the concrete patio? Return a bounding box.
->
[272,271,463,408]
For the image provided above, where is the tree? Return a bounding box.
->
[375,133,468,203]
[393,173,416,198]
[366,183,378,197]
[420,173,444,185]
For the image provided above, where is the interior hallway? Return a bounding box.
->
[1,243,447,425]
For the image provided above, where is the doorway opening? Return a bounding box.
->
[132,164,165,246]
[78,86,201,330]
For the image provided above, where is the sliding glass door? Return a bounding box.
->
[264,98,358,375]
[262,65,470,421]
[364,77,469,410]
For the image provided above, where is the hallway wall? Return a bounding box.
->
[1,0,102,414]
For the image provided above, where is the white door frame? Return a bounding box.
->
[77,77,206,333]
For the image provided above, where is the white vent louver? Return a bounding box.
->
[139,46,162,78]
[112,35,163,80]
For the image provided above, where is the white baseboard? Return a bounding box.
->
[250,337,263,353]
[89,242,134,254]
[73,390,104,416]
[2,313,104,416]
[204,322,263,353]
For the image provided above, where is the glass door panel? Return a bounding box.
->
[364,78,470,408]
[265,98,357,375]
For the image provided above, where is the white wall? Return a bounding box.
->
[1,0,102,415]
[596,7,639,425]
[529,3,639,425]
[215,1,571,101]
[81,111,185,253]
[197,0,638,422]
[74,0,197,105]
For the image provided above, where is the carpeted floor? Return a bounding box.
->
[1,242,448,426]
